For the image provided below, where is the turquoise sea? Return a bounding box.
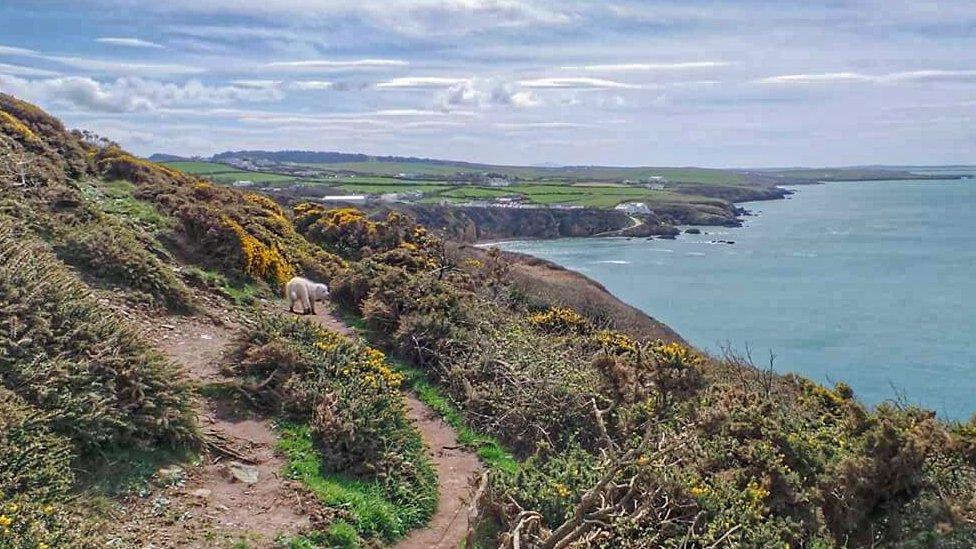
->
[496,172,976,420]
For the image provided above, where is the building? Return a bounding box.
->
[615,201,651,214]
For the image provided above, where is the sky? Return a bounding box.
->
[0,1,974,167]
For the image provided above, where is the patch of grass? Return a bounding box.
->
[276,422,412,543]
[181,265,265,305]
[88,179,176,234]
[395,361,519,474]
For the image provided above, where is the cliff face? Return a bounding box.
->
[388,204,680,242]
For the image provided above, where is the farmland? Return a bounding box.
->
[162,161,297,184]
[161,159,756,210]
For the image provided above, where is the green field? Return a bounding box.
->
[302,160,748,185]
[162,161,297,184]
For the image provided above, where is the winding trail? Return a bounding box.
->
[593,213,645,237]
[302,307,484,549]
[117,300,483,548]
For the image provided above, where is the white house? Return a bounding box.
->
[614,201,651,214]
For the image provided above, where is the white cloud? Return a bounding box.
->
[0,45,41,57]
[111,1,575,37]
[518,77,640,89]
[96,37,164,49]
[48,56,204,76]
[756,69,976,85]
[568,61,732,71]
[376,77,471,89]
[231,79,283,88]
[0,75,281,113]
[267,59,408,72]
[494,121,587,129]
[291,80,333,90]
[0,63,59,77]
[434,80,543,110]
[755,72,872,85]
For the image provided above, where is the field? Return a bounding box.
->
[162,161,297,184]
[301,160,749,185]
[160,160,768,210]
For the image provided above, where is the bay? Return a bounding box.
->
[495,174,976,420]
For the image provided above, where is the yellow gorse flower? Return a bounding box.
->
[529,306,586,333]
[596,330,638,354]
[221,215,296,285]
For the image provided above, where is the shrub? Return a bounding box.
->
[528,306,588,334]
[57,217,193,311]
[0,388,97,547]
[0,220,195,451]
[235,316,436,534]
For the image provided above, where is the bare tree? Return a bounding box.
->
[0,151,34,187]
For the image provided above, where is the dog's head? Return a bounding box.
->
[314,283,330,301]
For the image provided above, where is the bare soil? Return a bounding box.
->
[108,312,317,548]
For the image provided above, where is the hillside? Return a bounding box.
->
[4,95,976,548]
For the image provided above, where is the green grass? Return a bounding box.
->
[276,422,419,544]
[85,180,176,234]
[162,161,235,174]
[300,160,748,185]
[162,161,296,184]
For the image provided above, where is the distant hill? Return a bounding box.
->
[211,149,471,167]
[147,153,196,162]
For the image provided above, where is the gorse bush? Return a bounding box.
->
[57,217,193,311]
[94,147,343,288]
[235,316,436,540]
[0,220,195,451]
[0,389,99,548]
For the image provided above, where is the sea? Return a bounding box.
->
[495,170,976,420]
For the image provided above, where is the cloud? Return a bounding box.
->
[2,42,199,76]
[434,80,543,110]
[494,122,587,130]
[231,79,283,88]
[0,75,282,113]
[110,0,576,37]
[47,56,204,76]
[0,62,59,77]
[266,59,408,72]
[96,37,164,49]
[756,69,976,85]
[291,80,334,90]
[0,45,41,57]
[376,77,470,89]
[568,61,732,72]
[518,77,640,89]
[755,72,872,85]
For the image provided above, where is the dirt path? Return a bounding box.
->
[109,315,314,548]
[301,306,485,549]
[396,395,484,549]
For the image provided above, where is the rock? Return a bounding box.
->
[657,234,677,240]
[190,489,212,498]
[156,466,184,483]
[225,461,259,484]
[200,334,214,340]
[684,228,702,234]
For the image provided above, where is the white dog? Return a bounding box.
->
[285,276,330,315]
